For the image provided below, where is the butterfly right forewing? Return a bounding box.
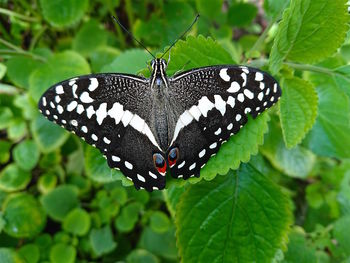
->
[167,65,281,179]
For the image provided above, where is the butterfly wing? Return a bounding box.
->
[168,65,281,179]
[38,74,165,191]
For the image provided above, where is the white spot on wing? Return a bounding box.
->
[56,85,64,94]
[125,161,133,170]
[91,134,98,141]
[142,124,161,150]
[237,93,244,102]
[189,105,201,121]
[96,103,107,125]
[89,78,99,91]
[227,123,233,130]
[227,82,240,93]
[244,89,254,100]
[236,114,242,121]
[81,126,88,133]
[80,92,94,103]
[255,72,263,81]
[258,92,264,101]
[137,174,145,182]
[108,102,124,125]
[112,155,120,162]
[180,111,193,126]
[214,128,221,135]
[241,73,247,87]
[189,163,196,170]
[71,120,78,126]
[199,149,206,158]
[86,105,95,119]
[130,114,145,132]
[149,171,157,179]
[72,84,78,98]
[77,104,84,114]
[103,137,111,144]
[178,161,185,169]
[227,96,235,108]
[219,68,230,82]
[209,142,217,149]
[197,96,214,117]
[57,105,64,114]
[67,101,78,112]
[214,95,226,116]
[121,110,133,126]
[42,97,47,106]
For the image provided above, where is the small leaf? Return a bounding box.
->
[3,193,46,238]
[63,208,91,236]
[31,115,69,153]
[139,227,178,261]
[29,50,90,102]
[261,116,316,179]
[150,211,171,234]
[0,248,26,263]
[270,0,349,73]
[195,0,223,18]
[13,140,40,171]
[0,164,31,192]
[115,202,143,233]
[8,121,27,141]
[227,3,258,27]
[39,0,88,28]
[89,225,117,256]
[0,141,11,164]
[175,163,292,263]
[38,173,57,194]
[280,77,318,148]
[72,20,108,57]
[282,229,317,263]
[101,49,153,74]
[40,185,79,221]
[5,56,42,89]
[126,249,159,263]
[18,244,40,263]
[49,243,76,263]
[0,107,14,129]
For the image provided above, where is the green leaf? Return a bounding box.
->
[270,0,349,73]
[227,3,258,27]
[305,80,350,158]
[0,107,14,129]
[49,243,76,263]
[72,19,108,57]
[126,249,159,263]
[63,208,91,236]
[261,116,316,179]
[0,248,25,263]
[282,229,317,263]
[38,173,57,194]
[90,47,121,73]
[0,63,6,80]
[3,193,46,238]
[5,56,42,89]
[89,225,117,256]
[333,216,350,257]
[115,202,143,233]
[139,227,178,261]
[175,164,291,263]
[13,140,40,171]
[263,0,290,19]
[338,169,350,215]
[29,50,90,102]
[84,145,132,185]
[101,49,153,74]
[31,115,69,153]
[39,0,88,28]
[40,185,79,221]
[195,0,223,18]
[150,211,171,234]
[279,77,318,148]
[0,141,11,164]
[0,164,31,192]
[18,244,40,263]
[8,120,27,141]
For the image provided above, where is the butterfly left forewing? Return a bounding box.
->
[39,74,165,191]
[168,65,281,179]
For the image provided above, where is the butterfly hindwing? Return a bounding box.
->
[38,74,165,191]
[168,65,281,179]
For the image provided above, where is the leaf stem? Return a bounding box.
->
[0,49,46,62]
[0,8,39,22]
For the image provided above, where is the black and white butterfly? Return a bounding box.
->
[38,58,281,191]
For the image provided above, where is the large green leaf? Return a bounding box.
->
[29,50,90,102]
[63,208,91,236]
[270,0,349,73]
[49,243,76,263]
[175,163,291,263]
[89,225,117,256]
[0,164,31,192]
[39,0,88,27]
[3,193,46,238]
[227,3,258,27]
[0,248,25,263]
[305,79,350,158]
[13,140,40,171]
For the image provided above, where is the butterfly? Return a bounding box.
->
[38,57,281,191]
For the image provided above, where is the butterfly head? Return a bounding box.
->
[151,58,168,72]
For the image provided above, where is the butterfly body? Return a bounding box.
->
[39,58,281,191]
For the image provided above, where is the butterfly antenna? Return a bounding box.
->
[111,15,156,59]
[160,14,200,59]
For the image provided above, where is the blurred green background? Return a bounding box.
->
[1,0,350,262]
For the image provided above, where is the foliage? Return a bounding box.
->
[0,0,349,262]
